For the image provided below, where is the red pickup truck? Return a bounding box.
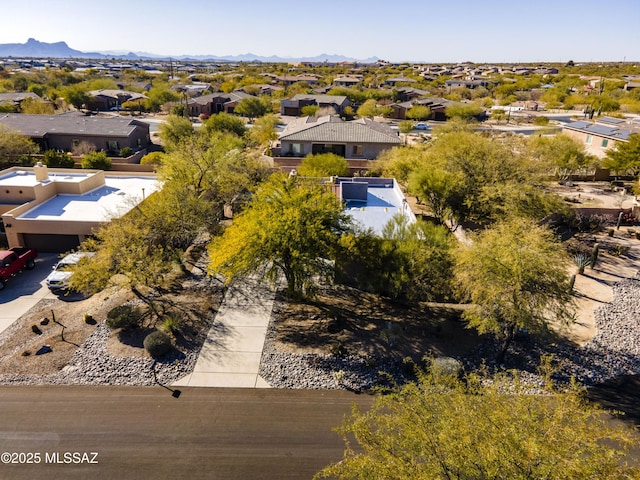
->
[0,247,38,290]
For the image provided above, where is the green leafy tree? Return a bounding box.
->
[398,120,414,144]
[81,151,112,170]
[602,133,640,175]
[406,104,431,121]
[140,151,166,166]
[43,149,75,168]
[445,102,484,120]
[454,217,574,362]
[339,216,454,302]
[0,125,39,163]
[208,174,350,298]
[159,115,194,152]
[61,84,89,109]
[18,97,55,114]
[205,112,247,138]
[70,213,176,315]
[247,113,279,149]
[297,153,349,177]
[317,362,640,479]
[300,104,320,117]
[356,98,379,119]
[408,166,464,226]
[529,134,595,182]
[234,96,268,122]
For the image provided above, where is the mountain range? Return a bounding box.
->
[0,38,379,63]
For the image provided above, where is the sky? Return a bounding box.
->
[1,0,639,63]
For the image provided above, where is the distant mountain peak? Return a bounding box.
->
[0,38,378,63]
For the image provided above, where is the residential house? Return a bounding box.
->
[0,112,151,154]
[333,76,362,87]
[0,92,43,111]
[383,76,416,87]
[187,91,254,116]
[388,97,451,121]
[280,94,351,116]
[393,87,429,103]
[0,164,160,252]
[86,89,148,111]
[445,79,495,89]
[562,117,638,158]
[274,115,402,172]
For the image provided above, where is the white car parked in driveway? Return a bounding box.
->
[46,252,94,292]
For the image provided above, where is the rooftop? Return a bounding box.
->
[337,178,415,235]
[4,171,160,223]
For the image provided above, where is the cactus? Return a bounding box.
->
[573,254,590,275]
[590,243,600,269]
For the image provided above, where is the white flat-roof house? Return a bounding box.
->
[0,164,160,252]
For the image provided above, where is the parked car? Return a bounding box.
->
[46,252,94,292]
[0,247,38,290]
[415,123,429,130]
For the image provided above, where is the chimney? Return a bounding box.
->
[34,161,49,182]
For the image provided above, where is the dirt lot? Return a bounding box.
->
[0,278,223,376]
[274,286,481,361]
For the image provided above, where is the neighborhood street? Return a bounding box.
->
[0,385,373,479]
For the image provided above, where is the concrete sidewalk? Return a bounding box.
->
[173,276,276,388]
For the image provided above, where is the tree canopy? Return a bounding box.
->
[317,362,640,479]
[529,133,595,181]
[454,217,574,361]
[234,96,268,122]
[603,133,640,176]
[0,125,39,163]
[208,174,350,298]
[297,153,349,177]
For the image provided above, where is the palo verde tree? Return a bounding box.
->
[602,133,640,176]
[316,361,640,480]
[453,216,574,362]
[338,215,455,302]
[528,133,595,183]
[208,173,351,299]
[234,96,268,122]
[0,125,39,164]
[297,153,349,177]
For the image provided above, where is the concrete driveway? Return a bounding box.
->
[0,253,59,335]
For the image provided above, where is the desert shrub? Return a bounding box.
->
[119,146,133,158]
[143,330,172,357]
[533,116,550,126]
[140,151,165,166]
[106,305,143,330]
[43,149,75,168]
[81,151,112,170]
[161,316,182,334]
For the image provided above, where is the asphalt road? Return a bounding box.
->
[0,386,373,480]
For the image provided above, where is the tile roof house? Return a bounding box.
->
[274,115,402,172]
[562,117,639,158]
[280,94,351,116]
[0,112,151,154]
[86,89,148,111]
[388,97,451,121]
[187,91,254,116]
[0,92,43,111]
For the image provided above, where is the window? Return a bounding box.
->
[289,143,303,156]
[107,141,119,152]
[352,145,363,156]
[72,139,80,147]
[586,135,593,145]
[601,139,608,148]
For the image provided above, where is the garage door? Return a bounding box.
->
[22,234,81,253]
